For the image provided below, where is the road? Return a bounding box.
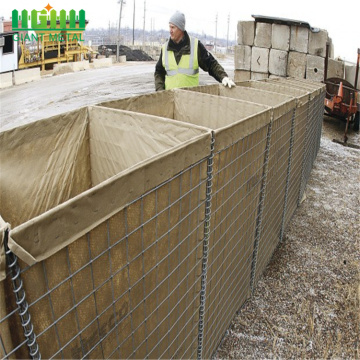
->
[0,57,234,131]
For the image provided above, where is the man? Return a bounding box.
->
[154,11,235,91]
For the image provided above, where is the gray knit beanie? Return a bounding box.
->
[169,11,185,31]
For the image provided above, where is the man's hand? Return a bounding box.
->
[222,77,236,88]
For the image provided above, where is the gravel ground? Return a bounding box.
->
[214,116,360,359]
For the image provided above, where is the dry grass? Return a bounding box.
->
[213,117,360,359]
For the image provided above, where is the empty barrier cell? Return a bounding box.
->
[100,89,272,358]
[0,106,212,359]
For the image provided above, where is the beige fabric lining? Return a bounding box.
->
[0,106,211,277]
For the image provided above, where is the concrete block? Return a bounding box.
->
[271,24,290,51]
[0,72,13,88]
[119,55,126,63]
[326,58,344,79]
[91,58,113,69]
[308,29,328,57]
[14,68,41,85]
[237,21,255,46]
[328,37,334,59]
[251,47,269,73]
[53,63,74,75]
[287,51,307,79]
[269,74,284,79]
[306,54,325,81]
[269,49,288,76]
[345,64,360,90]
[290,26,309,53]
[254,22,272,48]
[251,72,269,80]
[234,45,251,70]
[72,60,90,71]
[234,69,251,82]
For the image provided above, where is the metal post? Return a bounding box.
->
[280,109,296,242]
[4,230,41,359]
[250,120,272,293]
[197,133,215,360]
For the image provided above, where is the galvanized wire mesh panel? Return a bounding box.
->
[2,160,208,359]
[202,126,269,359]
[283,102,309,228]
[266,79,326,212]
[297,94,322,206]
[253,110,294,283]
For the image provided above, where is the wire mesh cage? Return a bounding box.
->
[1,80,325,359]
[0,106,212,359]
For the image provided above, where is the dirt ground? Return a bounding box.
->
[213,117,360,359]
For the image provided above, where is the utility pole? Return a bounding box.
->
[215,13,218,54]
[116,0,124,62]
[143,0,146,47]
[227,14,230,54]
[132,0,135,45]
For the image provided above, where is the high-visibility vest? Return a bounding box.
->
[162,36,199,89]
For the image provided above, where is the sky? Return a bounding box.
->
[1,0,359,63]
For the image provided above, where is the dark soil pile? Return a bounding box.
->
[98,45,153,61]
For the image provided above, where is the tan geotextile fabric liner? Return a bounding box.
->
[1,106,211,273]
[98,89,273,154]
[284,102,309,227]
[237,80,311,107]
[0,107,91,229]
[188,84,297,122]
[173,90,272,152]
[87,106,209,186]
[203,125,269,359]
[184,83,301,299]
[0,103,211,358]
[1,157,208,359]
[99,90,176,119]
[254,109,294,282]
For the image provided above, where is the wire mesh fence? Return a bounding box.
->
[1,159,209,359]
[1,79,326,359]
[201,125,269,359]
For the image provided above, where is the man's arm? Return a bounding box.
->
[154,49,166,91]
[197,41,228,82]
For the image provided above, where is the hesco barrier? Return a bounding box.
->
[0,79,325,359]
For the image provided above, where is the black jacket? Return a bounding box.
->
[154,31,228,91]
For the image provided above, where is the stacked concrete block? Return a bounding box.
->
[251,47,269,77]
[306,55,325,81]
[235,19,344,83]
[290,26,309,53]
[251,72,269,80]
[272,24,290,51]
[327,58,345,79]
[234,45,251,70]
[234,70,251,82]
[308,29,328,57]
[269,49,288,77]
[345,64,360,91]
[237,21,255,46]
[288,51,307,79]
[328,37,335,59]
[254,22,272,48]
